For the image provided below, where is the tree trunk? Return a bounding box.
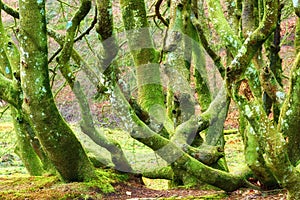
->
[12,108,45,175]
[0,9,46,175]
[18,0,96,182]
[120,0,175,136]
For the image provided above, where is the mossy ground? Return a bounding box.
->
[0,169,128,200]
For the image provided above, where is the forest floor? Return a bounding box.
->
[0,171,287,200]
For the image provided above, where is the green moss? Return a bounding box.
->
[120,0,165,114]
[84,169,129,193]
[0,170,129,199]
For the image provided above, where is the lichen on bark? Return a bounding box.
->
[120,0,172,133]
[18,0,96,182]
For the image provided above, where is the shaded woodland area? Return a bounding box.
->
[1,0,300,199]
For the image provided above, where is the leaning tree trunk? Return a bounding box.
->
[18,0,96,182]
[0,9,46,175]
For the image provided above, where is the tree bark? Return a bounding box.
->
[120,0,174,134]
[0,9,45,175]
[18,0,96,182]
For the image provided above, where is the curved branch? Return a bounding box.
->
[0,2,19,19]
[58,0,92,86]
[155,0,169,27]
[75,9,98,42]
[48,8,96,64]
[111,85,248,192]
[191,18,225,78]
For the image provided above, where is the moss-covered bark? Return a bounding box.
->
[207,0,262,99]
[0,15,20,108]
[223,0,300,198]
[263,5,283,122]
[74,82,133,172]
[120,0,163,108]
[57,0,91,87]
[120,0,174,133]
[0,73,19,107]
[237,96,300,199]
[96,0,118,69]
[18,0,96,182]
[112,85,248,192]
[241,0,259,38]
[164,0,195,125]
[12,108,45,175]
[0,8,46,175]
[238,0,279,188]
[284,15,300,165]
[278,52,300,165]
[243,125,278,188]
[187,16,212,112]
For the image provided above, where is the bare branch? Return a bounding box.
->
[155,0,169,27]
[0,2,19,19]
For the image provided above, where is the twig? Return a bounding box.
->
[155,0,169,27]
[48,6,96,64]
[53,80,67,98]
[0,105,9,119]
[56,0,78,9]
[0,2,19,19]
[48,47,63,64]
[75,9,97,42]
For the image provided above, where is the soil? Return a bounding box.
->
[0,174,287,200]
[102,177,287,200]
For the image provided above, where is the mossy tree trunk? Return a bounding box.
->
[221,0,300,198]
[164,0,195,126]
[0,7,46,176]
[206,0,282,188]
[18,0,96,182]
[241,0,279,188]
[48,0,132,172]
[120,0,174,134]
[279,1,300,166]
[119,0,243,188]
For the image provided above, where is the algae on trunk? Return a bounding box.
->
[18,0,96,182]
